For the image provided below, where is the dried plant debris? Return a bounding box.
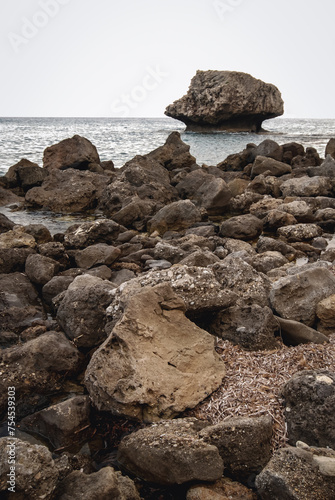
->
[188,335,335,452]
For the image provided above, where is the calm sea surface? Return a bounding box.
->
[1,117,335,232]
[1,117,335,176]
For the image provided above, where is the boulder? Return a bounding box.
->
[208,304,279,350]
[257,235,297,259]
[262,210,297,231]
[0,332,80,419]
[255,445,335,500]
[25,253,59,285]
[117,418,223,484]
[280,176,332,197]
[0,225,36,249]
[64,219,125,249]
[308,155,335,178]
[249,140,284,162]
[85,283,225,421]
[74,243,121,269]
[25,169,109,213]
[316,294,335,330]
[178,249,220,267]
[220,214,263,240]
[42,276,74,306]
[199,415,273,479]
[0,438,59,499]
[251,156,292,178]
[282,370,335,448]
[146,131,196,171]
[56,467,140,500]
[276,317,329,346]
[0,272,46,334]
[147,200,201,235]
[4,158,47,191]
[291,147,322,169]
[0,247,35,274]
[38,241,70,269]
[326,138,335,159]
[187,478,257,500]
[217,143,256,171]
[278,200,314,222]
[0,186,23,206]
[24,223,52,244]
[43,135,100,171]
[251,251,289,274]
[0,213,15,233]
[277,223,322,242]
[269,267,335,326]
[20,396,91,448]
[165,70,284,132]
[56,275,116,348]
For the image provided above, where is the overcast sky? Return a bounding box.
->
[1,0,334,118]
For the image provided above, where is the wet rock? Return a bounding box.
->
[20,396,91,448]
[276,317,329,346]
[0,272,46,334]
[74,243,121,269]
[199,415,273,479]
[281,176,331,197]
[64,219,125,249]
[252,251,289,274]
[147,200,201,235]
[326,138,335,159]
[251,156,292,178]
[187,478,257,500]
[25,253,59,285]
[117,418,223,484]
[85,284,225,420]
[208,304,279,350]
[165,70,283,132]
[220,214,263,240]
[0,186,23,206]
[56,467,140,500]
[277,223,323,242]
[0,332,80,418]
[56,275,116,348]
[255,445,335,500]
[282,370,335,448]
[26,168,109,213]
[0,225,36,249]
[0,213,15,233]
[24,223,52,244]
[0,247,35,273]
[0,437,59,499]
[147,131,196,171]
[269,267,335,326]
[43,135,100,171]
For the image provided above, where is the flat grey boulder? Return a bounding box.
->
[85,283,225,421]
[117,418,223,485]
[165,70,284,132]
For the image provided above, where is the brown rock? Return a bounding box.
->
[43,135,100,171]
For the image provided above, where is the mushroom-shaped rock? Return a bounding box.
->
[165,70,284,132]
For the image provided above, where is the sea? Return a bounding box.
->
[1,116,335,231]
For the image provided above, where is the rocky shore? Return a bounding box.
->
[1,132,335,499]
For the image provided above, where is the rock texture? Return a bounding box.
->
[43,135,100,171]
[85,283,225,421]
[165,70,284,132]
[117,418,223,485]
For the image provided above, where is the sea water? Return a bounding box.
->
[1,116,335,232]
[1,117,335,175]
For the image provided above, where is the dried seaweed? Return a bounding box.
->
[188,334,335,452]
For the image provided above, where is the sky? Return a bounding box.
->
[0,0,334,118]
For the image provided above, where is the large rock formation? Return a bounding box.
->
[165,70,284,132]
